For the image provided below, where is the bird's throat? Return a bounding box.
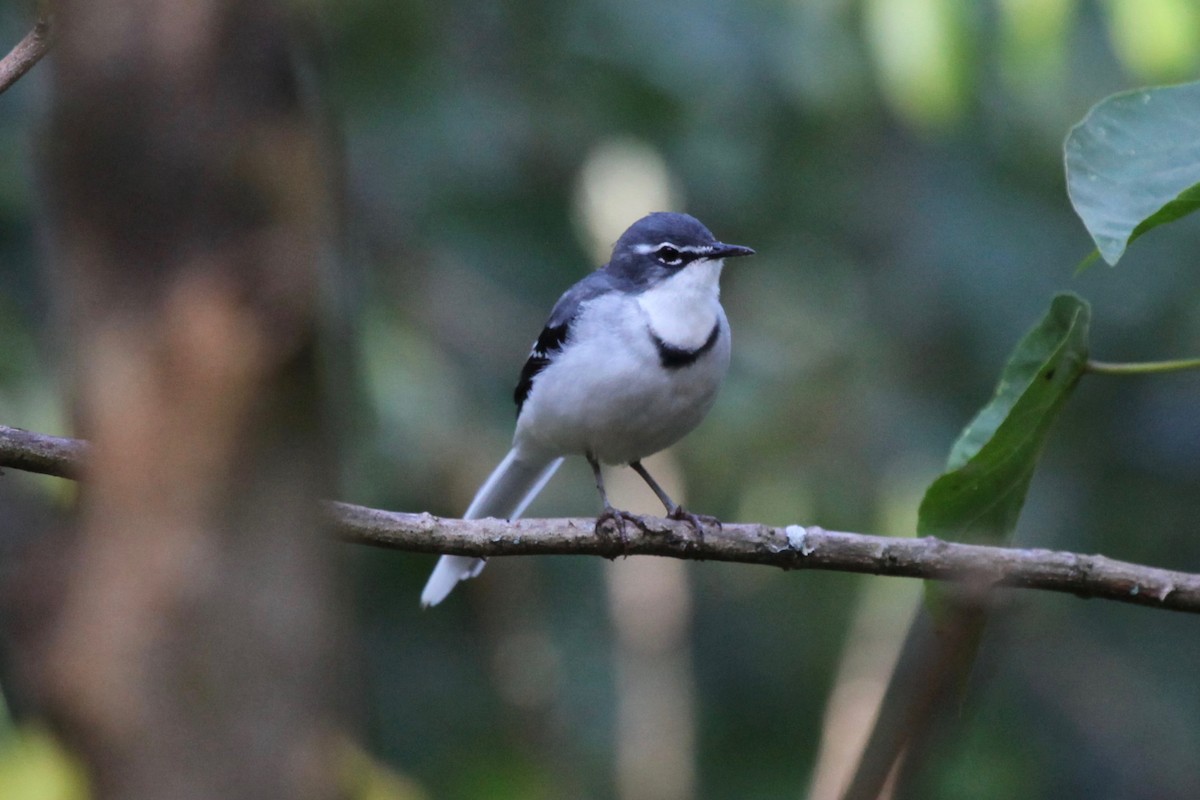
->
[635,260,723,350]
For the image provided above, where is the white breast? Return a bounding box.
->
[635,260,723,349]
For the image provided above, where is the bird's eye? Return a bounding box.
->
[654,245,683,266]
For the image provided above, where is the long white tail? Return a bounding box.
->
[420,448,563,608]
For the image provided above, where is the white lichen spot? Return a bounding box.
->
[785,525,815,556]
[1130,584,1140,596]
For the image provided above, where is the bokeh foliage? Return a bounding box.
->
[1,1,1200,798]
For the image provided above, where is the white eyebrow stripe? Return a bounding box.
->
[634,242,715,255]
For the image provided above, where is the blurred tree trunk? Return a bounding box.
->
[34,1,346,798]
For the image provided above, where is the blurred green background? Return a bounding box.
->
[2,0,1200,798]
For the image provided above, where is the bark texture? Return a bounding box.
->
[32,3,345,798]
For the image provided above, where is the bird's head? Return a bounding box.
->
[606,212,755,289]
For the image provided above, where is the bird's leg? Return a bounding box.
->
[588,454,646,551]
[629,460,720,542]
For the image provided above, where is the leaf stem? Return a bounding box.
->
[1085,357,1200,376]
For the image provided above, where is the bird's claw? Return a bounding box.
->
[668,506,720,544]
[595,507,650,555]
[595,505,719,554]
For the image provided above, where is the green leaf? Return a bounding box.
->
[915,293,1090,687]
[918,293,1090,546]
[877,297,1091,777]
[1065,81,1200,267]
[0,726,89,800]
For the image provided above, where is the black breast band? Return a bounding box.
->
[652,321,721,369]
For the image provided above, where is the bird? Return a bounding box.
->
[420,211,754,607]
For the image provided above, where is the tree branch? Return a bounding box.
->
[0,16,53,96]
[0,423,85,479]
[3,424,1199,613]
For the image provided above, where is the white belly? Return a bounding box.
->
[514,292,731,464]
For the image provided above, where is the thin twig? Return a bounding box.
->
[0,17,54,96]
[1086,357,1200,376]
[3,423,1200,613]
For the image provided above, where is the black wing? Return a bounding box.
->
[513,270,617,416]
[513,323,567,415]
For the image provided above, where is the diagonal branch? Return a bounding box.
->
[3,423,1200,613]
[0,16,53,96]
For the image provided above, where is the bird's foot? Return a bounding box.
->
[667,506,720,545]
[595,506,651,555]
